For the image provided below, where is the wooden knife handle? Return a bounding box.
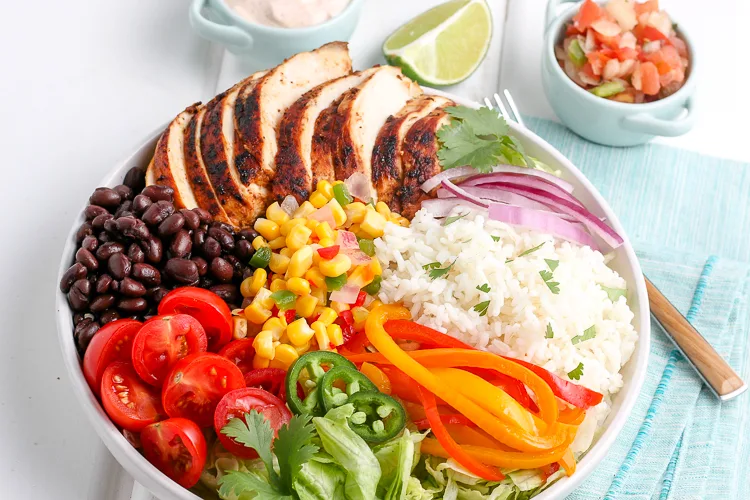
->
[646,276,747,400]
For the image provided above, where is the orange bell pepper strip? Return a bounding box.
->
[558,407,586,425]
[359,362,391,394]
[445,423,507,449]
[414,414,475,430]
[417,385,505,481]
[559,448,577,476]
[420,438,572,469]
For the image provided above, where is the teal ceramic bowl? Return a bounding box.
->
[541,0,696,147]
[189,0,364,66]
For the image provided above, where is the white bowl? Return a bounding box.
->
[56,90,650,500]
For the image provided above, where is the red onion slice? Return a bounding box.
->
[460,173,582,207]
[436,186,551,212]
[441,180,490,208]
[345,172,373,203]
[421,164,573,193]
[335,230,372,265]
[280,195,299,216]
[420,198,477,218]
[489,204,598,250]
[309,205,336,227]
[420,166,479,192]
[330,283,361,305]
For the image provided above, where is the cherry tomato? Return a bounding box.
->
[572,0,602,31]
[158,287,233,352]
[213,388,291,459]
[244,368,287,399]
[131,314,208,386]
[218,339,256,374]
[101,362,165,431]
[83,319,142,394]
[162,353,245,427]
[141,418,207,488]
[316,245,340,260]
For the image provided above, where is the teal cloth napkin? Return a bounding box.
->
[520,118,750,499]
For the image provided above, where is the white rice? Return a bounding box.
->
[374,208,638,452]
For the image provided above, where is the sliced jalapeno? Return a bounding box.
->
[285,351,356,416]
[346,391,406,443]
[319,365,378,412]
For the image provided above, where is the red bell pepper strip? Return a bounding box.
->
[502,358,603,409]
[317,245,340,260]
[385,320,473,349]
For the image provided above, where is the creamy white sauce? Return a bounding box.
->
[227,0,350,29]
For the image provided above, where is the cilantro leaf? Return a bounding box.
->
[218,470,292,500]
[545,323,554,339]
[572,325,597,345]
[221,411,278,486]
[425,260,456,280]
[437,121,503,171]
[444,212,468,226]
[445,106,510,138]
[274,414,318,491]
[491,235,501,242]
[601,285,627,303]
[476,283,491,293]
[473,300,491,316]
[519,242,545,257]
[545,259,559,271]
[567,362,584,381]
[539,270,560,294]
[422,262,441,270]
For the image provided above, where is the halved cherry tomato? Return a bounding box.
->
[213,388,291,459]
[244,368,287,399]
[101,362,165,431]
[218,338,256,374]
[162,353,245,427]
[573,0,603,31]
[83,319,141,394]
[635,25,668,42]
[158,287,233,352]
[132,315,208,386]
[317,245,340,260]
[141,418,207,488]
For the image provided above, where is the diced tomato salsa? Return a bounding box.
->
[556,0,689,102]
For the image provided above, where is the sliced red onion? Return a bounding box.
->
[441,180,489,208]
[309,205,335,227]
[489,204,598,250]
[335,230,372,265]
[330,283,361,304]
[436,186,552,212]
[420,166,479,192]
[280,195,299,216]
[421,165,573,194]
[345,172,373,203]
[459,173,580,206]
[420,198,477,218]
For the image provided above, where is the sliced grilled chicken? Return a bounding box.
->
[200,71,268,228]
[398,107,453,219]
[273,68,379,202]
[371,95,452,211]
[234,42,352,209]
[147,104,200,209]
[330,66,422,200]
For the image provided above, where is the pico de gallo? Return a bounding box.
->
[556,0,689,102]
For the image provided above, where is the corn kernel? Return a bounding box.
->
[327,323,344,346]
[280,247,295,258]
[360,210,387,238]
[348,265,375,288]
[262,317,286,340]
[253,356,271,369]
[318,237,336,248]
[305,268,327,289]
[280,218,306,237]
[305,218,320,232]
[369,258,382,276]
[369,299,384,310]
[295,294,318,317]
[286,224,313,251]
[351,306,369,330]
[287,318,315,346]
[293,201,317,219]
[314,221,335,241]
[268,236,288,250]
[331,301,350,314]
[244,302,272,324]
[270,278,287,293]
[252,236,268,250]
[349,224,361,235]
[319,253,351,277]
[269,253,290,274]
[287,246,314,279]
[254,287,275,309]
[266,202,290,225]
[317,307,338,325]
[287,277,311,296]
[326,199,347,227]
[375,201,391,219]
[252,330,275,359]
[271,344,299,370]
[344,202,367,224]
[311,321,331,350]
[310,191,328,208]
[254,218,280,241]
[310,286,327,306]
[293,340,311,355]
[240,268,266,298]
[232,316,248,340]
[316,180,334,199]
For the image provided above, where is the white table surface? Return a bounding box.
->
[0,1,746,499]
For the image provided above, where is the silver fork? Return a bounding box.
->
[485,89,747,402]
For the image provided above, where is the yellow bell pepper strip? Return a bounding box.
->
[558,406,586,425]
[359,362,392,394]
[559,448,577,476]
[364,306,570,452]
[420,438,572,469]
[444,423,506,449]
[418,385,505,481]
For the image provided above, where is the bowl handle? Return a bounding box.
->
[545,0,580,35]
[189,0,254,52]
[620,96,695,137]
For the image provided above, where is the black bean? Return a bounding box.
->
[84,205,109,220]
[141,185,174,203]
[114,200,134,218]
[81,235,99,252]
[96,241,125,261]
[123,166,146,191]
[192,228,207,249]
[210,284,240,304]
[103,217,118,233]
[90,294,116,312]
[142,200,175,226]
[141,235,163,264]
[238,228,258,241]
[68,279,91,311]
[90,187,122,208]
[132,194,153,214]
[120,277,147,297]
[117,297,148,313]
[179,209,201,230]
[113,184,134,201]
[199,275,215,288]
[60,262,87,292]
[147,286,169,304]
[73,313,85,325]
[75,248,98,271]
[98,231,114,243]
[100,309,121,324]
[208,227,235,252]
[169,229,192,258]
[201,236,221,260]
[192,256,208,276]
[115,216,150,240]
[95,274,114,294]
[76,222,93,243]
[193,207,212,223]
[127,243,145,264]
[158,213,185,237]
[75,319,100,352]
[209,221,235,234]
[242,268,254,281]
[165,258,199,285]
[210,257,233,283]
[108,253,132,279]
[93,213,114,231]
[132,263,161,286]
[236,239,253,260]
[110,280,120,292]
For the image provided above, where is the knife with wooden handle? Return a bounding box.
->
[646,276,747,401]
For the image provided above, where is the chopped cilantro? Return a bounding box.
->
[444,213,468,226]
[518,242,545,257]
[545,259,559,271]
[600,285,627,303]
[545,323,554,339]
[473,300,490,317]
[476,283,491,293]
[491,235,501,242]
[423,260,456,280]
[568,362,584,380]
[572,325,597,345]
[539,270,560,294]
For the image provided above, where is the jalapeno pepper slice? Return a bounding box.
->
[285,351,356,416]
[319,365,378,413]
[346,391,406,443]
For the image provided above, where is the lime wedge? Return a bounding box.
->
[383,0,492,87]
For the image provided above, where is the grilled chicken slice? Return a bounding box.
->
[147,104,200,209]
[330,66,422,200]
[273,68,379,203]
[398,107,454,218]
[371,95,452,211]
[234,42,352,208]
[200,71,268,228]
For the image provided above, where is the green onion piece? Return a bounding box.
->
[270,290,296,310]
[568,39,587,67]
[333,183,353,207]
[325,273,348,291]
[358,238,375,257]
[362,275,382,295]
[249,246,271,269]
[589,81,626,98]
